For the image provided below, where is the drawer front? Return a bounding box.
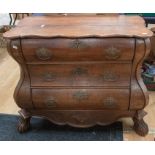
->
[28,63,131,87]
[22,38,135,62]
[32,88,129,110]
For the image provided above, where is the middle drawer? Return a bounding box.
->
[28,63,131,87]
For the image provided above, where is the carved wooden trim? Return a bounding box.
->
[28,109,135,128]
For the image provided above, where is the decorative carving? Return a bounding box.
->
[29,109,135,128]
[71,67,88,76]
[70,39,88,50]
[105,46,121,60]
[72,113,88,124]
[45,98,57,107]
[42,72,57,81]
[103,97,117,108]
[133,110,148,136]
[101,71,119,82]
[73,91,89,101]
[35,47,52,60]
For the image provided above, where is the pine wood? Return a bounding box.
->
[3,15,153,136]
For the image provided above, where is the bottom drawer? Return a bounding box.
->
[32,88,129,110]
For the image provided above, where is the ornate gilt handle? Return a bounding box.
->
[70,39,88,50]
[73,91,89,101]
[42,72,57,81]
[103,97,117,108]
[105,46,121,60]
[36,47,52,60]
[101,71,119,82]
[45,98,57,107]
[71,67,88,76]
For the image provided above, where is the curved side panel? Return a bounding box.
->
[6,39,33,109]
[138,38,150,107]
[130,38,150,110]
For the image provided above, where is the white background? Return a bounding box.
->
[0,0,155,12]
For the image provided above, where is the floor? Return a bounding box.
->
[0,14,155,140]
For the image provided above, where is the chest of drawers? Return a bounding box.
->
[4,15,153,136]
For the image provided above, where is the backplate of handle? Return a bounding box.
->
[45,98,57,107]
[101,71,119,82]
[71,67,88,76]
[42,72,57,81]
[36,47,52,60]
[105,46,121,60]
[103,97,117,108]
[73,91,89,101]
[70,39,88,50]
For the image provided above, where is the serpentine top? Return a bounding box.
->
[3,15,153,39]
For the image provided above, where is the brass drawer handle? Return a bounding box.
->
[36,48,52,60]
[73,91,89,101]
[45,98,57,107]
[71,67,88,76]
[105,46,121,60]
[42,72,57,81]
[101,71,119,82]
[70,39,88,50]
[103,97,117,108]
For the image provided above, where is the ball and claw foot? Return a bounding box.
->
[133,110,149,137]
[17,117,31,133]
[17,109,31,133]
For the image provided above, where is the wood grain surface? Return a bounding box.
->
[21,38,135,62]
[3,15,153,39]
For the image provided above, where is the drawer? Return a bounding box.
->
[21,38,135,62]
[32,88,129,110]
[28,63,131,87]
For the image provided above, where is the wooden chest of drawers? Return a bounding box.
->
[4,15,153,136]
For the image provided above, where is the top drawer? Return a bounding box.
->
[21,38,135,62]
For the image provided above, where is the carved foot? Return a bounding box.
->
[133,110,149,136]
[17,109,31,133]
